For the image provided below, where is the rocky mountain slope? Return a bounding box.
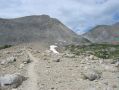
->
[0,15,89,45]
[83,22,119,44]
[0,44,119,90]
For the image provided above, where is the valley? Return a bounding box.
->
[0,15,118,90]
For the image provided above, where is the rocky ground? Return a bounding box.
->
[0,44,119,90]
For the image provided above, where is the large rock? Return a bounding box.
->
[115,61,119,67]
[111,58,119,64]
[111,58,119,67]
[1,56,16,65]
[23,55,31,64]
[81,69,101,81]
[6,56,16,63]
[0,74,27,88]
[89,55,98,60]
[0,60,6,65]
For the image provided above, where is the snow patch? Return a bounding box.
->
[50,45,59,54]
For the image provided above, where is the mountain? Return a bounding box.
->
[83,22,119,44]
[0,15,89,45]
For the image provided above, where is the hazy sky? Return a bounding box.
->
[0,0,119,34]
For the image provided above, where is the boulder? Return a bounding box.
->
[1,56,16,65]
[81,69,101,81]
[115,61,119,67]
[0,74,27,88]
[6,56,16,63]
[0,56,17,65]
[0,60,6,65]
[89,55,95,60]
[89,55,98,60]
[23,55,31,64]
[111,59,119,64]
[111,58,119,67]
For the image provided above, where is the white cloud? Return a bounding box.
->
[0,0,119,34]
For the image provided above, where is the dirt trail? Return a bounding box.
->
[23,50,39,90]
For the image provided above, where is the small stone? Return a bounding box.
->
[55,59,60,62]
[53,58,60,62]
[51,87,55,89]
[19,64,25,69]
[112,85,117,88]
[12,88,17,90]
[104,82,108,85]
[41,83,45,86]
[89,55,94,60]
[43,58,47,60]
[46,66,50,68]
[23,56,31,64]
[88,87,97,90]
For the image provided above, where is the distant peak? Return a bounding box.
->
[40,14,50,18]
[16,14,50,19]
[26,14,50,18]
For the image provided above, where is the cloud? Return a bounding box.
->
[0,0,119,34]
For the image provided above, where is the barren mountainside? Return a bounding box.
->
[0,15,89,45]
[83,22,119,44]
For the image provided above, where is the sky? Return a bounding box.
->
[0,0,119,34]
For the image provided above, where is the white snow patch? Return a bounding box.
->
[50,45,59,54]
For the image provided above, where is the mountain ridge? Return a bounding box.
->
[83,22,119,44]
[0,15,89,45]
